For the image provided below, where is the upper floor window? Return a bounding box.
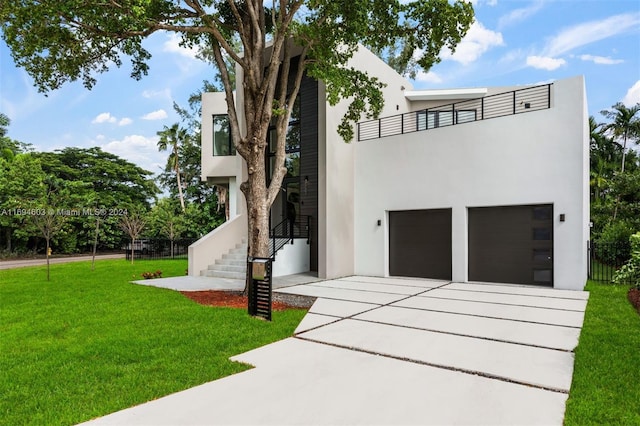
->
[213,114,235,156]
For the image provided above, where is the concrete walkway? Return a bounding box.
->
[83,276,589,425]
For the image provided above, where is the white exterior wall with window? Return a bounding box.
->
[353,76,589,290]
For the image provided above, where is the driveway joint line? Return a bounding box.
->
[435,286,589,301]
[417,294,586,312]
[385,303,584,329]
[294,335,569,394]
[294,282,452,336]
[345,316,575,353]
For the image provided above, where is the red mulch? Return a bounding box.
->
[628,288,640,315]
[180,290,295,311]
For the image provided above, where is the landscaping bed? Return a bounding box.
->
[181,290,316,310]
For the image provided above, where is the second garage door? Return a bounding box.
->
[389,209,452,280]
[468,204,554,286]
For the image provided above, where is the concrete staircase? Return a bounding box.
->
[201,240,247,279]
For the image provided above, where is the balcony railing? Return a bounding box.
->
[357,83,552,141]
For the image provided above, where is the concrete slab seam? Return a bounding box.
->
[347,316,574,353]
[294,282,452,337]
[418,295,586,313]
[285,283,427,297]
[441,286,589,301]
[294,335,570,395]
[386,303,584,329]
[335,277,447,289]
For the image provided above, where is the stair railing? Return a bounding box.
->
[269,215,310,259]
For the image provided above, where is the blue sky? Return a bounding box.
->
[1,0,639,174]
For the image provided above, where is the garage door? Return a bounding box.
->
[389,209,452,280]
[468,204,553,286]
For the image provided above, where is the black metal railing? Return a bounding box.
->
[124,238,197,260]
[357,83,552,141]
[588,240,633,284]
[269,215,310,259]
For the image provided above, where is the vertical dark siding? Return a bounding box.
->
[299,74,319,271]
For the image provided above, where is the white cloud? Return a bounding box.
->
[579,54,624,65]
[544,12,640,57]
[141,109,168,121]
[440,21,504,65]
[414,70,443,84]
[526,55,566,71]
[142,88,172,100]
[92,112,117,124]
[101,134,162,171]
[623,81,640,107]
[118,117,133,126]
[498,0,544,29]
[163,33,200,59]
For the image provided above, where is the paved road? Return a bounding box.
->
[0,254,125,270]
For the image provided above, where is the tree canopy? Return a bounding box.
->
[1,0,475,260]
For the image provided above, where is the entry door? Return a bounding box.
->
[270,180,300,236]
[468,204,553,286]
[389,209,452,280]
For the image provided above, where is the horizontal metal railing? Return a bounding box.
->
[269,215,310,259]
[357,83,552,141]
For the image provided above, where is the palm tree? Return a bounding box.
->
[157,124,188,212]
[600,102,640,173]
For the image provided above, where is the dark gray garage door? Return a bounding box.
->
[468,204,553,286]
[389,209,452,280]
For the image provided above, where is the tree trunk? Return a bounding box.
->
[91,216,100,271]
[5,228,11,252]
[46,239,50,281]
[176,165,186,212]
[130,239,135,265]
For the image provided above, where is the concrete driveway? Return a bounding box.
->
[84,276,588,425]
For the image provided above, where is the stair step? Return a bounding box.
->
[208,264,247,273]
[215,258,246,267]
[222,253,246,261]
[201,270,246,279]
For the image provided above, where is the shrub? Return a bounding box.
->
[141,270,162,279]
[613,232,640,288]
[595,221,635,265]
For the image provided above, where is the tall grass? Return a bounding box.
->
[0,259,306,425]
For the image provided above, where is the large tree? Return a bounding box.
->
[1,0,474,261]
[600,102,640,174]
[157,123,188,212]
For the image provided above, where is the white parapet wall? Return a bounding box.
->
[188,214,247,276]
[272,239,311,277]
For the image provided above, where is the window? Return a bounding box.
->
[213,115,234,156]
[267,96,301,180]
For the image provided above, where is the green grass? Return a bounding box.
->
[0,259,307,425]
[565,280,640,425]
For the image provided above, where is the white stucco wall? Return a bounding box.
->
[318,46,414,279]
[353,76,589,290]
[272,239,311,277]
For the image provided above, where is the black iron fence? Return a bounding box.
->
[124,238,198,260]
[588,240,632,284]
[357,83,552,141]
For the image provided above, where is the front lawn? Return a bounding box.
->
[0,259,306,425]
[565,280,640,425]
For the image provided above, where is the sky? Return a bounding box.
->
[1,0,639,175]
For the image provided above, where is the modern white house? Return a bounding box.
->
[189,45,589,291]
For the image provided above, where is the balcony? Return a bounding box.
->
[357,83,552,141]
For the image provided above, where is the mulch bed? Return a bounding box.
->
[180,290,315,311]
[628,287,640,315]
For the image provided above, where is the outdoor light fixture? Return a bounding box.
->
[377,220,382,226]
[304,176,309,194]
[560,214,565,222]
